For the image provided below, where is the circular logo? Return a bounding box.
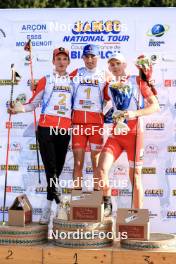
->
[147,24,169,37]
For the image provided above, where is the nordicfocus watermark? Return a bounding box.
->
[50,177,128,189]
[49,73,127,84]
[49,229,128,240]
[50,125,128,137]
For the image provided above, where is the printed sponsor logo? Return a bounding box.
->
[144,189,163,197]
[32,208,43,215]
[10,142,22,151]
[167,211,176,218]
[0,165,19,171]
[16,23,52,47]
[172,190,176,196]
[86,166,93,174]
[142,167,156,174]
[145,122,165,131]
[145,144,159,156]
[113,166,127,177]
[63,20,129,59]
[5,122,28,130]
[147,24,169,47]
[6,186,25,193]
[29,144,39,150]
[164,79,176,87]
[165,168,176,175]
[35,187,47,194]
[27,165,45,172]
[0,80,18,85]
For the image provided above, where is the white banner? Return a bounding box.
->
[0,7,176,233]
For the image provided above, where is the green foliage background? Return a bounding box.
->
[0,0,175,8]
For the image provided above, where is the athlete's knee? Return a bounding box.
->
[96,166,108,179]
[74,159,84,171]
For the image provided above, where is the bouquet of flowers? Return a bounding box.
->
[136,54,157,95]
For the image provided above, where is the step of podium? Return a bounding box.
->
[44,245,112,264]
[0,243,176,264]
[113,243,176,264]
[0,245,42,264]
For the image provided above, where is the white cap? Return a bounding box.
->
[108,53,126,63]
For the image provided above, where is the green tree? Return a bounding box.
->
[0,0,176,8]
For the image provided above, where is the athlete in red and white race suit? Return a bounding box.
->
[96,53,160,214]
[8,47,74,224]
[70,44,109,192]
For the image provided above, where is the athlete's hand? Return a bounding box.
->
[7,106,17,114]
[136,54,153,81]
[123,110,137,119]
[112,111,125,123]
[7,101,25,114]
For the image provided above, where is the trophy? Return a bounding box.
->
[110,82,132,134]
[57,196,70,220]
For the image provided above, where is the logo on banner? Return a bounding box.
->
[145,144,159,156]
[16,23,52,48]
[167,211,176,218]
[145,189,163,197]
[0,80,19,86]
[168,146,176,152]
[62,165,73,174]
[10,142,22,151]
[147,24,169,47]
[142,167,156,174]
[35,187,47,194]
[147,24,169,37]
[86,166,93,174]
[5,122,28,130]
[165,168,176,175]
[24,54,35,65]
[63,20,129,59]
[145,122,165,131]
[6,186,25,193]
[21,24,47,32]
[29,144,39,150]
[27,165,45,172]
[164,79,176,87]
[113,165,127,177]
[0,165,19,171]
[172,190,176,196]
[33,208,43,215]
[149,211,158,218]
[118,189,131,196]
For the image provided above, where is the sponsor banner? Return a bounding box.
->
[0,7,176,233]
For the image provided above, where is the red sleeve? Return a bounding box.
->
[27,77,46,104]
[136,76,154,99]
[103,82,110,101]
[69,69,78,80]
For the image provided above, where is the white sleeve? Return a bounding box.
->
[23,77,46,112]
[24,90,44,112]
